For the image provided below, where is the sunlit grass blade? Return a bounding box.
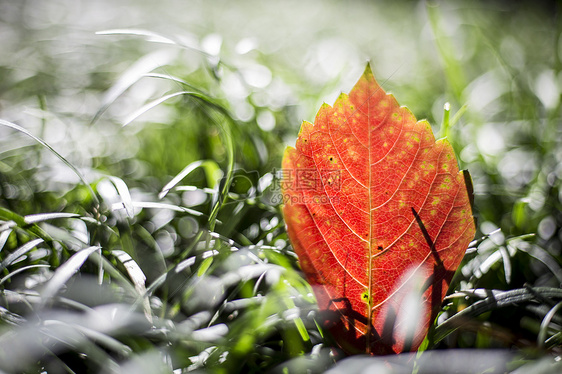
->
[449,104,468,128]
[159,160,221,199]
[0,264,50,285]
[0,230,11,250]
[440,102,451,139]
[0,238,44,271]
[0,208,52,243]
[96,28,216,62]
[123,91,204,126]
[112,201,205,216]
[23,213,80,224]
[92,49,176,124]
[113,250,152,322]
[41,246,101,301]
[108,176,134,218]
[96,29,177,44]
[145,73,208,94]
[0,119,99,206]
[84,251,140,298]
[197,257,214,277]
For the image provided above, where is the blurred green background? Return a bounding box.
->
[1,0,561,372]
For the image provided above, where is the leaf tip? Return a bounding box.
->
[363,61,375,80]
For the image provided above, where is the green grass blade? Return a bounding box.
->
[108,176,134,218]
[96,29,177,44]
[0,119,99,206]
[0,238,44,271]
[0,264,50,286]
[0,208,53,243]
[112,249,152,322]
[538,301,562,348]
[122,91,215,127]
[41,246,101,301]
[23,213,80,224]
[159,160,221,199]
[92,49,176,124]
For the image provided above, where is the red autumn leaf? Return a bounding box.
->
[282,64,476,355]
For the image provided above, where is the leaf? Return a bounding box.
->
[0,238,44,271]
[41,246,101,301]
[282,63,476,354]
[23,212,80,224]
[159,160,221,199]
[107,176,134,218]
[0,120,99,206]
[112,250,152,323]
[92,49,176,124]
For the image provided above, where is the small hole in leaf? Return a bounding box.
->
[377,245,383,251]
[329,156,333,161]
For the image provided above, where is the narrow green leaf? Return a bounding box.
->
[0,238,44,271]
[123,91,204,127]
[92,49,176,123]
[159,160,221,199]
[96,29,176,44]
[108,176,134,218]
[0,208,52,244]
[197,257,213,277]
[41,246,100,301]
[23,213,80,224]
[0,264,50,285]
[113,250,152,322]
[0,119,99,206]
[538,301,562,348]
[440,102,451,139]
[112,201,204,216]
[0,230,12,251]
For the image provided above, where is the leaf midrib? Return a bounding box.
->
[366,89,374,354]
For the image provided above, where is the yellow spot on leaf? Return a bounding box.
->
[361,291,370,303]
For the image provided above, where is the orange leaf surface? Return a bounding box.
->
[282,64,476,355]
